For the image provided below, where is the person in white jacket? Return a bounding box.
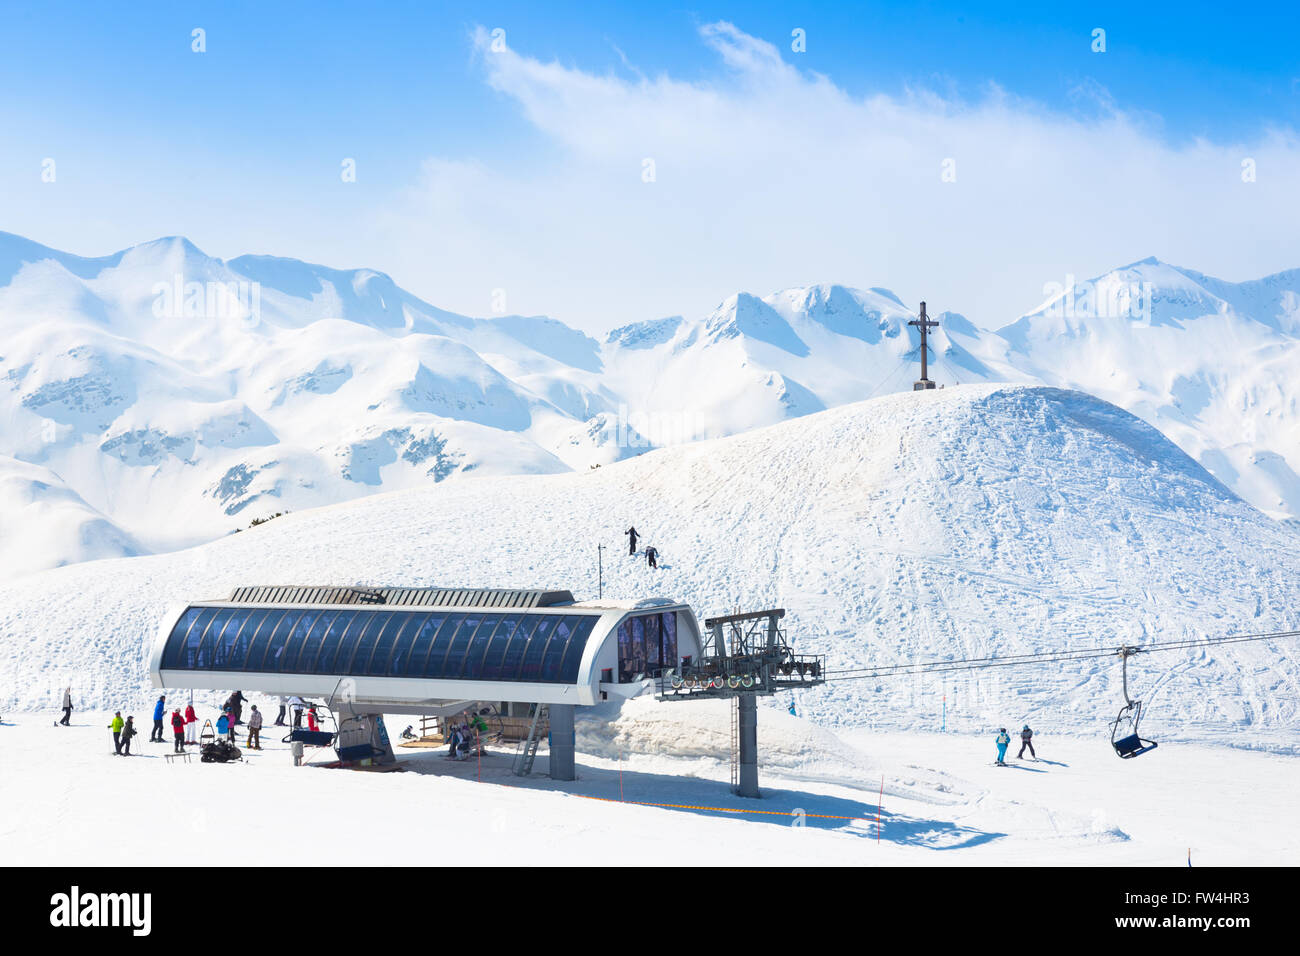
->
[289,696,306,729]
[246,705,264,749]
[59,686,72,726]
[274,695,288,726]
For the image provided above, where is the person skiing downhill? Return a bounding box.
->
[995,728,1011,765]
[59,686,73,726]
[645,545,658,569]
[625,526,639,556]
[151,695,166,742]
[1018,724,1036,759]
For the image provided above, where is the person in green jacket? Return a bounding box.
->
[109,711,124,754]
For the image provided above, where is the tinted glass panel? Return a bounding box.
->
[162,607,203,669]
[479,614,521,681]
[314,611,358,673]
[662,612,678,669]
[160,606,603,684]
[438,614,480,678]
[245,609,289,671]
[460,614,502,680]
[499,616,538,681]
[540,617,577,681]
[405,613,449,677]
[557,616,597,681]
[362,612,402,675]
[382,613,422,676]
[210,609,249,669]
[519,616,554,681]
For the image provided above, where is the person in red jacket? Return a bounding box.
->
[184,702,198,746]
[170,708,186,753]
[306,705,320,733]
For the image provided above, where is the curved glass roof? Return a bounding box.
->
[160,605,602,684]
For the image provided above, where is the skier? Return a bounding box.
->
[184,701,198,746]
[109,711,124,754]
[625,526,639,556]
[225,690,247,725]
[120,716,137,756]
[645,545,658,569]
[306,705,320,733]
[170,708,186,753]
[274,695,287,726]
[59,686,73,726]
[787,700,797,717]
[247,705,263,750]
[290,696,306,728]
[151,695,167,742]
[995,728,1011,765]
[216,709,230,743]
[1018,724,1036,760]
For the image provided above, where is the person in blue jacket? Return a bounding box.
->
[150,695,167,742]
[995,728,1011,765]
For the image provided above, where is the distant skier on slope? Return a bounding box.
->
[995,728,1011,765]
[645,545,658,569]
[1017,724,1036,760]
[59,686,73,726]
[120,716,137,756]
[788,700,797,717]
[625,526,639,556]
[109,711,124,754]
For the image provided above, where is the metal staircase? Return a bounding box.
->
[512,703,549,776]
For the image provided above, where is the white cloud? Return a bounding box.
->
[374,22,1300,333]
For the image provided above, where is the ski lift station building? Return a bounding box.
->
[149,586,704,779]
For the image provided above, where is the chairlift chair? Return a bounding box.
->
[1110,646,1158,759]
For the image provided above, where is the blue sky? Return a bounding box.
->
[2,1,1298,330]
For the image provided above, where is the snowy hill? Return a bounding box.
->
[999,258,1300,522]
[3,385,1297,749]
[0,456,142,577]
[3,231,1299,580]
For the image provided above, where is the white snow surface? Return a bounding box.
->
[1,705,1294,866]
[2,384,1298,751]
[4,232,1300,580]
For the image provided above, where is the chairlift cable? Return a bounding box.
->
[821,628,1300,684]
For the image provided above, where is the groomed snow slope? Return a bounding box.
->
[2,385,1298,748]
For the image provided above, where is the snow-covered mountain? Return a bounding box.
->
[997,259,1300,522]
[3,385,1297,748]
[2,230,1298,578]
[0,231,624,562]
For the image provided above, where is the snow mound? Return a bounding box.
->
[0,456,142,578]
[576,695,878,786]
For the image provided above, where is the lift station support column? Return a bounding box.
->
[549,704,576,781]
[737,695,759,798]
